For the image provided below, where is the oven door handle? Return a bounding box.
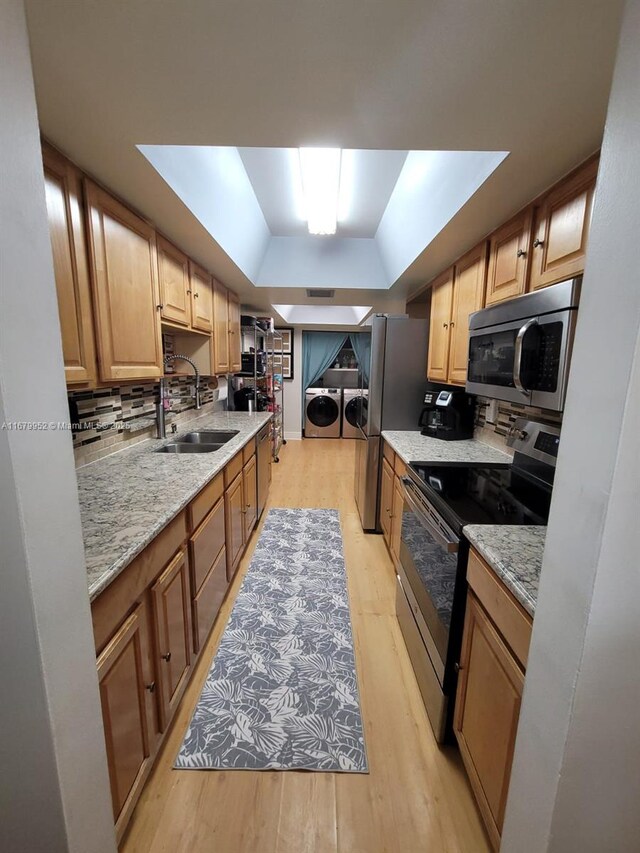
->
[513,318,538,395]
[401,478,459,554]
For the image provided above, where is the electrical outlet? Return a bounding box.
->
[486,399,499,424]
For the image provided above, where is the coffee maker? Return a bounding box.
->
[419,389,475,441]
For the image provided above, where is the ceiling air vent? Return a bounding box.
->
[306,289,335,298]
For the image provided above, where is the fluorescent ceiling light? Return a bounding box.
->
[272,304,372,325]
[299,148,341,235]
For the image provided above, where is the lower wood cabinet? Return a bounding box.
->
[454,548,532,851]
[91,434,269,841]
[151,549,193,731]
[96,601,155,840]
[380,443,406,569]
[380,457,394,544]
[390,474,404,567]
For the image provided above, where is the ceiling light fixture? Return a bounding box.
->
[299,147,341,235]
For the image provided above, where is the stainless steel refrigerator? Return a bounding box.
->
[354,315,429,531]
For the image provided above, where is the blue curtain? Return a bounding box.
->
[351,332,372,385]
[302,331,349,393]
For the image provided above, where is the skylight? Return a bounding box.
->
[298,148,342,235]
[272,305,373,325]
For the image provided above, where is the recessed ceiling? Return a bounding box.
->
[25,0,625,315]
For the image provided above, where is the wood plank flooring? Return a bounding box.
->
[121,439,490,853]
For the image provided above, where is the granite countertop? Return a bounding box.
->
[463,525,547,617]
[381,430,512,466]
[77,410,272,601]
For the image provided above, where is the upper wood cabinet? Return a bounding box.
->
[157,236,191,328]
[212,279,230,374]
[96,602,155,840]
[426,267,454,383]
[228,290,242,373]
[485,208,533,306]
[42,143,97,384]
[85,181,163,381]
[189,261,213,333]
[529,157,598,291]
[448,242,488,385]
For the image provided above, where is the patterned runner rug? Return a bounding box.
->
[175,508,368,772]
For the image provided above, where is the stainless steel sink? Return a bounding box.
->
[178,430,239,444]
[155,442,223,454]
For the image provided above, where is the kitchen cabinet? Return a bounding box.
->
[157,235,192,328]
[243,453,258,542]
[96,601,155,839]
[426,267,454,383]
[485,208,533,306]
[42,143,97,385]
[454,548,532,851]
[448,242,488,385]
[189,484,227,654]
[151,549,193,731]
[85,180,164,381]
[228,290,242,372]
[529,157,598,291]
[225,470,245,581]
[189,261,213,334]
[212,279,230,373]
[390,472,404,568]
[380,457,394,545]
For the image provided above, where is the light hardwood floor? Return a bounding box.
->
[121,439,490,853]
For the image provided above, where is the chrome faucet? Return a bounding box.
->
[156,354,202,439]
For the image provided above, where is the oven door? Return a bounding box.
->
[398,476,461,684]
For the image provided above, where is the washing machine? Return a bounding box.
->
[304,387,342,438]
[342,389,368,438]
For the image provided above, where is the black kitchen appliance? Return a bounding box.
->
[396,417,559,742]
[233,387,269,411]
[241,350,266,375]
[418,389,475,440]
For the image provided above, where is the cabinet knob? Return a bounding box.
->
[454,662,462,673]
[194,292,199,298]
[450,321,455,328]
[162,652,172,662]
[443,323,448,328]
[146,681,156,693]
[533,238,544,248]
[186,289,192,295]
[517,248,527,257]
[157,304,164,310]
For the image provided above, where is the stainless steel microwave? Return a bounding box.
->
[465,277,581,411]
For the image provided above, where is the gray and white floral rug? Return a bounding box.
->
[175,508,368,773]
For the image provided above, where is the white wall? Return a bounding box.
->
[0,2,116,850]
[139,144,271,282]
[283,331,303,439]
[257,235,388,289]
[502,2,640,849]
[375,150,508,284]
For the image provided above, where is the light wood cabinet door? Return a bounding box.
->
[85,180,163,381]
[454,593,525,850]
[243,454,257,542]
[42,143,97,385]
[189,496,226,595]
[485,208,533,306]
[96,602,155,840]
[189,261,213,333]
[380,458,394,545]
[448,243,488,385]
[529,157,598,291]
[225,472,245,581]
[227,290,242,372]
[390,474,404,567]
[151,549,192,731]
[427,267,454,383]
[192,546,228,654]
[212,279,230,373]
[157,236,191,328]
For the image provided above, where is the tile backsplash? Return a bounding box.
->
[474,396,563,455]
[69,375,226,466]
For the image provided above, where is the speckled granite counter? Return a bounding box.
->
[77,411,271,601]
[381,430,512,466]
[463,525,547,617]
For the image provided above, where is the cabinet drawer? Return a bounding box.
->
[189,496,225,594]
[192,546,228,654]
[242,438,256,466]
[189,472,224,532]
[467,549,532,668]
[224,451,243,488]
[383,441,395,465]
[394,455,407,478]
